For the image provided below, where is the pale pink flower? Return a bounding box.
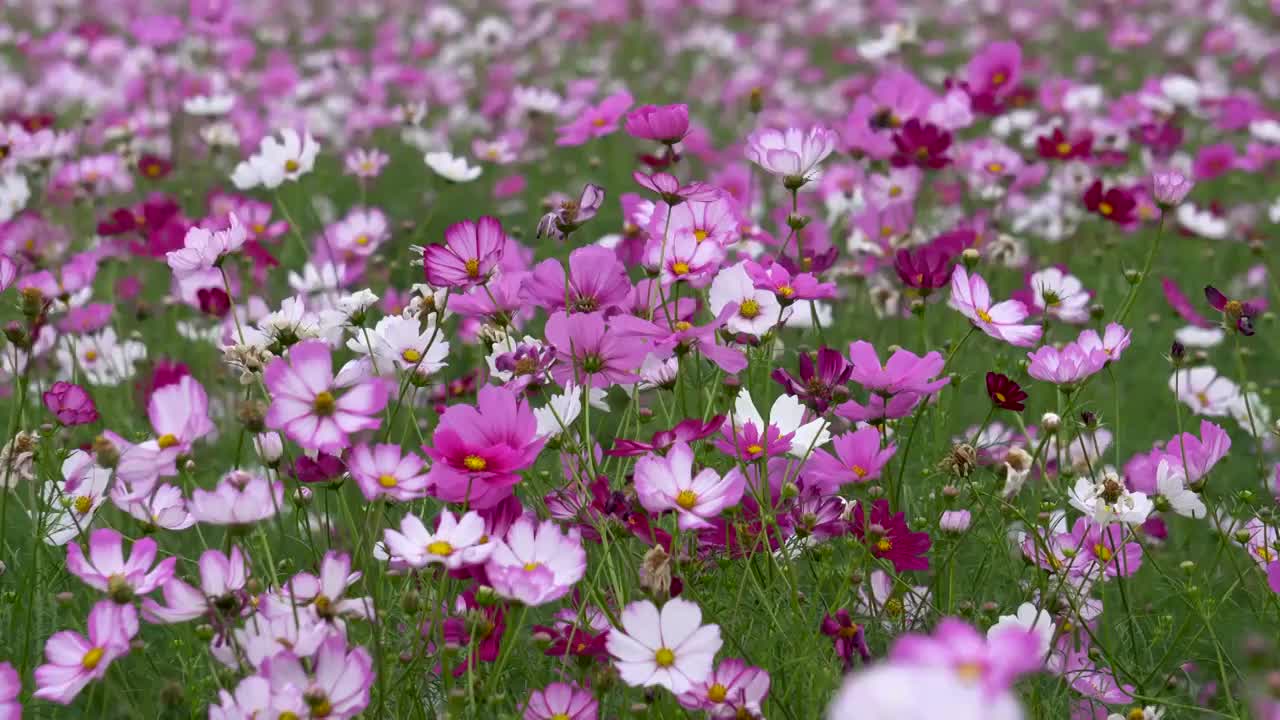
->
[607,598,722,694]
[348,443,430,502]
[486,518,587,606]
[34,602,138,705]
[382,510,494,569]
[634,441,745,530]
[949,266,1042,347]
[66,527,176,600]
[264,340,391,453]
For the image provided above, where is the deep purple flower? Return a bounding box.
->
[894,246,954,293]
[850,499,932,572]
[606,416,725,457]
[890,119,952,169]
[986,372,1027,411]
[291,452,347,484]
[1205,285,1263,336]
[196,287,230,317]
[1082,181,1137,224]
[820,609,871,671]
[770,347,852,413]
[44,381,99,426]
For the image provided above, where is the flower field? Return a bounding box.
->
[1,1,1280,718]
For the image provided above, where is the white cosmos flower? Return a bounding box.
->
[43,451,112,546]
[729,388,830,458]
[988,602,1055,662]
[533,385,609,439]
[1028,266,1090,323]
[183,94,235,116]
[513,86,562,115]
[339,314,449,385]
[606,598,722,694]
[1176,204,1228,239]
[1170,367,1240,416]
[55,328,147,386]
[231,128,320,190]
[1160,75,1201,108]
[1068,469,1153,526]
[1250,119,1280,144]
[709,262,784,337]
[1174,325,1224,348]
[424,151,481,182]
[0,172,29,222]
[1230,391,1271,438]
[1153,458,1205,519]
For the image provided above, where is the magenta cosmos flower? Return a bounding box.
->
[544,310,649,388]
[34,601,138,705]
[348,443,430,502]
[851,499,932,572]
[804,427,898,492]
[625,103,690,145]
[745,126,839,187]
[0,661,18,719]
[423,384,544,508]
[847,340,950,396]
[524,682,598,720]
[43,381,99,425]
[423,216,508,289]
[264,340,390,453]
[521,245,631,313]
[556,91,634,146]
[635,441,746,530]
[677,657,771,717]
[486,518,587,606]
[949,267,1042,347]
[66,528,176,602]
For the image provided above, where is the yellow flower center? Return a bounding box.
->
[708,683,729,703]
[976,308,992,322]
[144,163,161,177]
[1094,544,1113,562]
[465,257,481,278]
[377,474,398,488]
[674,321,691,331]
[402,348,423,363]
[875,538,893,552]
[74,495,93,515]
[463,455,487,471]
[985,161,1004,174]
[355,234,369,246]
[654,647,676,667]
[991,71,1006,85]
[888,185,903,197]
[157,433,179,449]
[880,224,894,237]
[1256,546,1276,562]
[523,562,541,572]
[994,392,1006,403]
[84,349,99,362]
[551,715,570,720]
[672,261,690,276]
[426,540,454,557]
[675,489,698,510]
[1098,201,1113,216]
[1195,391,1210,407]
[777,285,795,298]
[592,117,607,127]
[252,223,266,234]
[1128,709,1147,720]
[746,443,764,456]
[313,391,336,416]
[280,713,300,720]
[956,661,983,682]
[81,646,105,670]
[738,299,761,319]
[284,159,300,172]
[693,229,708,243]
[1056,142,1071,156]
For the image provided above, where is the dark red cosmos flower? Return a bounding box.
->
[605,415,724,457]
[440,589,504,676]
[1082,180,1137,224]
[890,118,952,169]
[851,499,932,572]
[1036,128,1092,161]
[97,194,182,236]
[894,245,954,294]
[197,287,230,317]
[771,347,852,413]
[291,452,346,484]
[777,247,838,276]
[1205,285,1264,336]
[986,371,1028,412]
[1130,121,1183,158]
[820,609,871,671]
[136,154,172,180]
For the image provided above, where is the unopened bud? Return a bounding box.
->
[961,247,980,270]
[237,400,267,433]
[748,87,764,114]
[93,435,119,469]
[786,213,810,230]
[1124,269,1142,285]
[1041,412,1061,432]
[475,585,499,607]
[1080,411,1097,428]
[401,590,421,614]
[1088,303,1105,320]
[20,287,43,317]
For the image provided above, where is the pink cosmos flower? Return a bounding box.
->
[166,213,249,277]
[284,551,373,621]
[423,385,544,508]
[1026,343,1108,385]
[117,483,196,531]
[344,148,389,179]
[677,658,771,718]
[66,528,176,601]
[264,340,390,453]
[0,661,18,720]
[190,470,284,526]
[648,228,724,287]
[260,635,372,718]
[544,311,648,388]
[142,546,249,623]
[624,104,690,144]
[348,443,430,502]
[423,216,508,289]
[34,601,138,705]
[1162,420,1231,484]
[890,617,1042,695]
[1076,323,1132,361]
[745,126,839,186]
[148,374,215,462]
[486,518,587,606]
[607,598,722,694]
[556,91,634,146]
[524,682,598,720]
[1058,517,1142,578]
[804,427,898,491]
[0,254,15,293]
[826,664,1024,720]
[43,381,99,425]
[847,340,950,396]
[633,172,721,206]
[634,441,745,530]
[382,510,494,569]
[744,260,836,303]
[966,41,1023,101]
[612,305,748,374]
[521,245,631,313]
[950,267,1042,347]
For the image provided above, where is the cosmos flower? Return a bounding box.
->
[34,602,138,705]
[625,104,691,144]
[43,381,99,425]
[708,262,785,337]
[66,528,176,602]
[383,510,493,569]
[1069,471,1153,526]
[544,311,648,388]
[804,427,897,491]
[190,471,284,527]
[263,340,390,453]
[635,441,746,530]
[1082,181,1137,224]
[423,385,544,508]
[425,151,482,183]
[745,126,839,187]
[606,598,722,694]
[231,129,320,190]
[949,267,1042,347]
[557,92,634,146]
[423,216,508,289]
[677,657,771,718]
[523,682,598,720]
[986,372,1027,411]
[348,443,431,502]
[486,518,587,606]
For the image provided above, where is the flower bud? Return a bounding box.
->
[961,247,980,270]
[237,400,267,433]
[20,287,43,318]
[1178,560,1196,574]
[748,87,764,114]
[786,213,811,231]
[93,435,119,469]
[401,590,421,614]
[254,432,284,464]
[1080,411,1097,428]
[940,509,971,533]
[475,585,500,607]
[1041,413,1061,431]
[1124,269,1142,285]
[1089,303,1105,320]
